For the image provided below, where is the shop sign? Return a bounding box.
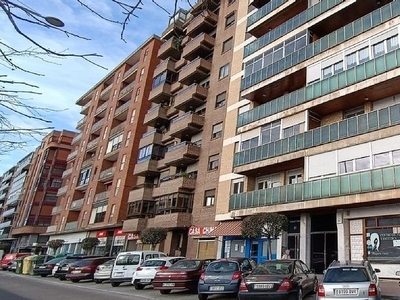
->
[98,237,107,247]
[188,226,216,236]
[96,230,107,238]
[113,235,125,246]
[114,228,124,236]
[127,233,140,240]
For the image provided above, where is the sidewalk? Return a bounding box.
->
[380,279,399,300]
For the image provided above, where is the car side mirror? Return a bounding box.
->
[395,271,400,276]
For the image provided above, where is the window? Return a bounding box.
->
[208,154,219,171]
[333,61,343,74]
[108,204,115,223]
[103,126,108,140]
[344,106,364,118]
[232,180,243,194]
[89,205,107,224]
[212,122,223,139]
[120,154,126,170]
[115,178,121,196]
[346,52,357,69]
[134,88,140,102]
[322,66,332,79]
[339,160,353,174]
[387,35,399,52]
[359,47,369,64]
[81,211,87,227]
[50,178,62,188]
[257,174,281,189]
[219,64,230,79]
[355,156,370,171]
[374,152,390,167]
[373,41,385,57]
[283,123,303,138]
[125,131,131,147]
[106,134,123,153]
[143,48,149,62]
[225,12,235,28]
[261,120,281,144]
[97,146,103,160]
[394,150,400,164]
[139,68,145,82]
[287,170,302,184]
[215,92,226,108]
[241,137,258,151]
[130,109,136,124]
[138,144,153,161]
[204,189,215,206]
[222,37,233,53]
[78,168,91,186]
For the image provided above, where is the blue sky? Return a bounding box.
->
[0,0,190,174]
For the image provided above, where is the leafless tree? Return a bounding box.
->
[0,0,203,154]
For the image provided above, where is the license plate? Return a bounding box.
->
[113,272,124,277]
[39,266,46,269]
[61,267,69,270]
[254,283,273,289]
[335,288,358,295]
[210,286,224,291]
[71,270,81,274]
[140,279,151,283]
[163,283,175,287]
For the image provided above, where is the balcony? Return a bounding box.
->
[57,185,68,196]
[122,218,148,232]
[182,33,215,61]
[0,220,11,229]
[81,157,95,168]
[139,129,163,148]
[158,36,181,60]
[114,101,131,121]
[86,137,99,153]
[76,90,93,106]
[99,167,115,182]
[169,112,204,139]
[123,63,138,80]
[118,81,135,101]
[104,143,121,162]
[144,104,169,127]
[0,183,10,192]
[249,0,272,9]
[65,221,78,231]
[71,133,82,145]
[153,175,196,197]
[230,165,400,212]
[91,119,104,135]
[164,141,200,167]
[174,83,208,112]
[70,198,84,211]
[80,101,91,115]
[2,207,15,218]
[147,212,192,229]
[94,191,109,204]
[51,205,62,215]
[5,197,18,207]
[46,224,57,233]
[62,168,73,178]
[95,101,109,117]
[186,10,217,38]
[110,121,126,137]
[67,150,78,161]
[178,58,211,86]
[154,58,176,77]
[133,157,160,177]
[129,184,155,202]
[100,84,112,100]
[149,82,172,104]
[76,117,86,129]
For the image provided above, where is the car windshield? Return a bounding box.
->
[252,261,292,275]
[102,259,115,266]
[115,254,140,266]
[171,260,200,269]
[43,258,64,265]
[207,261,239,272]
[142,260,166,267]
[324,268,369,282]
[71,260,94,267]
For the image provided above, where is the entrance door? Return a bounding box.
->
[311,232,338,273]
[288,235,300,259]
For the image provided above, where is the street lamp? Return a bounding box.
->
[44,16,64,27]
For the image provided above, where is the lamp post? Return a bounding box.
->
[22,6,65,27]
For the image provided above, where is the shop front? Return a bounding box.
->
[188,225,217,258]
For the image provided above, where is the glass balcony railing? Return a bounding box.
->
[230,165,400,211]
[238,47,400,127]
[241,0,400,90]
[234,103,400,167]
[247,0,288,28]
[244,0,344,57]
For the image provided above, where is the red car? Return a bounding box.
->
[66,257,114,283]
[153,259,214,294]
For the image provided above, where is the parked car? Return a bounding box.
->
[33,257,65,277]
[66,256,114,283]
[1,253,30,270]
[198,257,257,300]
[131,256,185,290]
[238,259,318,300]
[317,260,381,300]
[94,258,115,284]
[110,250,167,287]
[53,255,89,280]
[153,258,214,294]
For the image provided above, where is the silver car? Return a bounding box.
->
[316,260,381,300]
[94,259,115,283]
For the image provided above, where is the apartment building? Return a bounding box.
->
[0,167,17,247]
[46,37,163,256]
[216,0,400,276]
[10,130,75,252]
[125,0,239,258]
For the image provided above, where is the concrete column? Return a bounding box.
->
[300,213,311,265]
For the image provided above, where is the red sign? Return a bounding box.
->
[127,233,140,240]
[188,226,216,236]
[96,230,107,238]
[114,228,124,236]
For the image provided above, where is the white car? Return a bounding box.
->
[94,259,115,284]
[131,256,185,290]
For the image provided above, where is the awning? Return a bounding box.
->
[208,221,242,236]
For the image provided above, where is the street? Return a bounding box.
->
[0,271,317,300]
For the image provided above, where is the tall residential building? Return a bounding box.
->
[216,0,400,277]
[11,130,75,252]
[126,0,239,258]
[46,36,163,256]
[0,166,17,244]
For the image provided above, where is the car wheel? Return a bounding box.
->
[134,283,144,290]
[111,282,120,287]
[297,288,303,300]
[71,279,80,283]
[160,289,171,294]
[312,278,318,293]
[40,275,47,277]
[59,277,66,281]
[94,279,103,284]
[198,294,208,300]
